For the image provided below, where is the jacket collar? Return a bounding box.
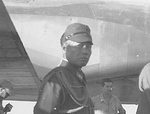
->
[59,59,86,83]
[59,59,81,71]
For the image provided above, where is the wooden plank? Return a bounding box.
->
[0,77,36,85]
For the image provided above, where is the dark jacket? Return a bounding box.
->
[34,60,94,114]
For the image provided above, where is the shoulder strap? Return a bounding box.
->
[56,69,90,107]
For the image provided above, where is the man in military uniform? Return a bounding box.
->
[34,23,94,114]
[92,78,126,114]
[0,80,13,114]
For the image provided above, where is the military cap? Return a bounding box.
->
[0,80,13,95]
[61,23,93,45]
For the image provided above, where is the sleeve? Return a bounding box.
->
[91,97,95,108]
[91,96,98,110]
[139,64,150,104]
[118,104,126,114]
[34,72,64,114]
[115,97,126,114]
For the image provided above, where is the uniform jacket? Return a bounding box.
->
[34,60,94,114]
[92,94,125,114]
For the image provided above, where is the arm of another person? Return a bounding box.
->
[118,103,126,114]
[91,96,101,114]
[115,97,126,114]
[91,96,97,110]
[139,64,150,104]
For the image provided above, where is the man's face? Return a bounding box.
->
[103,82,113,95]
[0,88,9,98]
[65,40,92,67]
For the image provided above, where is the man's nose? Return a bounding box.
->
[108,87,112,90]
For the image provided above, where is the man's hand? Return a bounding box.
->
[3,103,13,112]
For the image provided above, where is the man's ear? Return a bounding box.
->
[62,46,66,51]
[62,42,67,51]
[4,93,10,99]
